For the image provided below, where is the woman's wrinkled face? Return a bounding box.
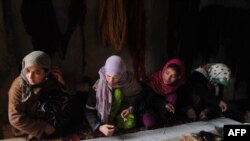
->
[25,65,47,85]
[105,74,121,87]
[162,67,178,85]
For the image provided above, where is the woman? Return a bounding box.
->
[185,63,231,121]
[85,55,142,137]
[141,58,186,129]
[8,51,80,140]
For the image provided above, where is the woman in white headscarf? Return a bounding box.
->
[183,63,231,121]
[8,51,76,140]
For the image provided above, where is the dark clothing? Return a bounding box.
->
[189,72,222,110]
[143,84,169,111]
[36,75,88,136]
[180,71,224,119]
[84,84,103,131]
[139,83,175,127]
[36,75,70,134]
[189,72,222,105]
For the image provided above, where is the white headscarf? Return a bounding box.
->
[207,63,231,86]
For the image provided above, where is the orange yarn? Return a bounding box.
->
[98,0,127,51]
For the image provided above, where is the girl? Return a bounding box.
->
[141,58,186,129]
[185,63,231,121]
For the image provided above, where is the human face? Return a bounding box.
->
[162,67,178,85]
[105,74,121,87]
[25,65,47,85]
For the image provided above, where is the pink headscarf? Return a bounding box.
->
[96,55,133,123]
[146,58,186,104]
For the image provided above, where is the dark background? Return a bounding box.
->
[1,0,250,138]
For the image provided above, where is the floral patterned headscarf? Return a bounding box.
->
[207,63,231,86]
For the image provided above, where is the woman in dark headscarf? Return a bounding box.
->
[8,51,76,140]
[85,55,142,137]
[141,58,186,129]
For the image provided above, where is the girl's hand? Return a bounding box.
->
[50,66,66,85]
[99,124,115,136]
[121,106,133,121]
[199,108,209,120]
[219,100,227,112]
[165,104,175,113]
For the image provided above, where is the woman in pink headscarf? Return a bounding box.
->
[85,55,142,137]
[141,58,186,129]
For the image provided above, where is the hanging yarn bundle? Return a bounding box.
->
[98,0,127,51]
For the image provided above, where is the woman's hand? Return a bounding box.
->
[199,108,209,120]
[50,66,66,86]
[219,100,227,112]
[121,106,133,121]
[99,124,115,136]
[165,104,175,113]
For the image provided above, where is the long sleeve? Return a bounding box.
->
[188,72,221,107]
[8,77,50,138]
[122,78,143,109]
[84,84,101,131]
[143,84,168,110]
